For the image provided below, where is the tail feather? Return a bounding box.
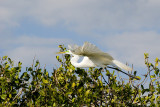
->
[112,60,132,71]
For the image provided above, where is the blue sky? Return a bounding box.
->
[0,0,160,75]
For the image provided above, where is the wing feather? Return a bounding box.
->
[68,42,114,66]
[81,42,102,54]
[68,42,131,70]
[68,42,95,55]
[71,42,102,55]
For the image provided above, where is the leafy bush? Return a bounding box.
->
[0,46,160,106]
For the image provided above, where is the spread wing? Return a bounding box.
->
[68,42,114,66]
[69,42,102,55]
[68,42,102,55]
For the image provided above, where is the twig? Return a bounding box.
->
[102,74,109,85]
[13,88,23,101]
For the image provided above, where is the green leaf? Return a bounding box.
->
[56,56,59,60]
[141,85,144,90]
[9,94,12,98]
[134,76,141,80]
[8,58,13,64]
[53,103,56,107]
[144,53,149,59]
[15,80,19,84]
[78,87,83,93]
[152,79,156,82]
[1,94,7,100]
[72,82,76,88]
[72,98,75,103]
[2,56,8,60]
[85,90,90,96]
[58,45,62,48]
[5,64,10,69]
[154,70,159,75]
[35,60,39,67]
[154,57,159,67]
[28,67,33,71]
[42,78,49,84]
[113,70,115,75]
[155,57,159,62]
[40,90,45,96]
[18,61,22,67]
[150,75,155,78]
[106,70,110,76]
[45,71,49,76]
[134,71,137,76]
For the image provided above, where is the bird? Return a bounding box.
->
[57,42,132,71]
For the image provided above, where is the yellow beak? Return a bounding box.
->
[56,52,66,54]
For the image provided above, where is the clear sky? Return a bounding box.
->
[0,0,160,75]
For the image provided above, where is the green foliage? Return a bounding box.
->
[0,47,160,106]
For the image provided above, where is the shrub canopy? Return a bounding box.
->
[0,46,160,106]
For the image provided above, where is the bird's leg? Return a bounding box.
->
[107,66,140,80]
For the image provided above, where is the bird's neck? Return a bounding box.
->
[70,55,96,68]
[70,55,81,67]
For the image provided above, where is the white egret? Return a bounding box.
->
[57,42,132,71]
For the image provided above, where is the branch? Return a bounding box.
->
[107,66,140,80]
[102,74,109,85]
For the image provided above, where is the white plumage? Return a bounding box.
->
[112,60,132,71]
[58,42,132,71]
